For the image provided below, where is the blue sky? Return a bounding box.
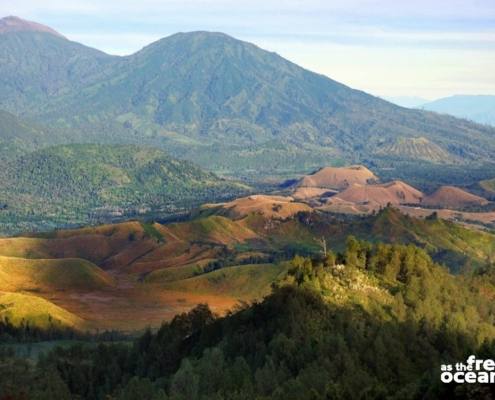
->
[1,0,494,99]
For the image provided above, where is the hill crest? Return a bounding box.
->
[298,165,379,190]
[422,186,489,209]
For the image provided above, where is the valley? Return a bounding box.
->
[1,165,495,330]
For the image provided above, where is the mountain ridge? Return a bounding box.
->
[1,19,494,178]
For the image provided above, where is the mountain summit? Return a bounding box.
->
[0,16,64,37]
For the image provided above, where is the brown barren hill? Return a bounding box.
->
[333,181,423,207]
[298,165,378,190]
[0,16,65,37]
[422,186,490,209]
[202,195,312,219]
[292,187,337,201]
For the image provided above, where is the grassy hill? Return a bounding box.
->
[0,256,113,292]
[0,206,493,330]
[330,207,495,271]
[147,263,287,299]
[13,242,495,399]
[0,292,83,329]
[0,143,249,235]
[2,205,493,275]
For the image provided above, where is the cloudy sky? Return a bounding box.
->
[1,0,494,100]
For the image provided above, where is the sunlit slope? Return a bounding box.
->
[0,256,113,292]
[147,263,287,299]
[1,205,493,275]
[0,292,84,328]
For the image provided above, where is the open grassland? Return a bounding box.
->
[154,264,287,300]
[0,207,493,331]
[0,256,113,292]
[0,292,84,328]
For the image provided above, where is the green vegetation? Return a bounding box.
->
[141,223,165,243]
[156,263,287,299]
[0,292,83,329]
[480,177,495,194]
[234,207,495,272]
[0,256,113,292]
[0,144,249,235]
[345,207,495,272]
[0,110,62,163]
[1,28,495,182]
[144,264,208,284]
[3,240,495,399]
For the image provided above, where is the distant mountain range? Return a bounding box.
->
[420,95,495,126]
[385,94,495,127]
[1,16,495,181]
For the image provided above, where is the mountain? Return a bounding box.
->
[1,17,495,180]
[0,110,52,161]
[421,95,495,126]
[0,17,112,114]
[0,144,249,235]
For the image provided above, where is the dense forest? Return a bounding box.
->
[2,239,495,399]
[0,144,249,235]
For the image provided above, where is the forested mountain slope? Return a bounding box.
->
[1,17,494,178]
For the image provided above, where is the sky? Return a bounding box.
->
[1,0,495,100]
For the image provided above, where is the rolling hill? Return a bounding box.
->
[0,143,249,235]
[201,194,312,219]
[297,165,378,190]
[1,17,494,180]
[421,95,495,126]
[0,292,84,328]
[0,256,113,292]
[0,202,495,329]
[422,186,489,209]
[331,180,423,207]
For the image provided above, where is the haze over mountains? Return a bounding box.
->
[1,16,495,180]
[386,94,495,127]
[421,95,495,127]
